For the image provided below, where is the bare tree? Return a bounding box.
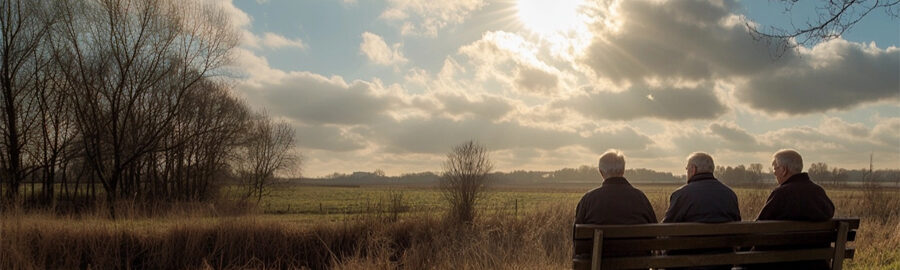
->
[747,0,900,53]
[152,79,250,201]
[831,168,848,186]
[52,0,238,210]
[748,163,764,185]
[440,140,492,223]
[0,0,56,201]
[1,0,293,212]
[235,114,297,204]
[31,37,77,204]
[809,162,832,184]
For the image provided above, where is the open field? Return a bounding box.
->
[2,183,899,269]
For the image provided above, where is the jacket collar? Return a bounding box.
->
[602,176,630,185]
[687,172,717,184]
[781,172,811,186]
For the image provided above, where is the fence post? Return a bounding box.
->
[515,199,518,216]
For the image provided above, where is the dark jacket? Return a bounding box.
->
[662,173,741,270]
[573,177,657,261]
[751,173,835,270]
[574,177,657,225]
[663,173,741,223]
[757,173,834,221]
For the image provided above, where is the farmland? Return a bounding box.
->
[3,182,898,269]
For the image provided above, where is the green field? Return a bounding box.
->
[253,183,878,222]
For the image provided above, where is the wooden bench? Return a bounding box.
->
[573,218,859,270]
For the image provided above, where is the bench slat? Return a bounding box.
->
[574,248,834,269]
[575,220,856,239]
[575,231,835,253]
[574,230,856,254]
[573,249,856,270]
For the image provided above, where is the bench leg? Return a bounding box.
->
[592,230,603,270]
[832,222,849,270]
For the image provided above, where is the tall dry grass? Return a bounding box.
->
[1,202,574,270]
[2,186,898,269]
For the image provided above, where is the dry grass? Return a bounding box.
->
[1,186,898,269]
[1,204,573,270]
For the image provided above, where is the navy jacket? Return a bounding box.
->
[663,173,741,223]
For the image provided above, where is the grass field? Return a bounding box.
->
[2,182,899,269]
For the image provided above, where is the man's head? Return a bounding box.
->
[685,152,715,180]
[598,149,626,179]
[772,149,803,184]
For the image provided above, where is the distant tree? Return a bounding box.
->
[235,115,297,204]
[440,140,492,224]
[748,163,764,185]
[831,168,848,186]
[748,0,900,53]
[809,162,831,184]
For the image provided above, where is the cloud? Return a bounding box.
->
[293,124,367,152]
[360,32,408,65]
[458,31,563,95]
[515,65,559,94]
[364,116,653,154]
[666,122,762,154]
[820,117,870,138]
[556,82,727,121]
[581,0,779,84]
[870,118,900,148]
[432,92,515,120]
[580,0,898,115]
[259,32,307,49]
[582,126,654,154]
[708,122,761,151]
[243,72,401,125]
[754,118,900,167]
[734,41,900,114]
[380,0,485,36]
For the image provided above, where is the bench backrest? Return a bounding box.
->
[573,218,859,270]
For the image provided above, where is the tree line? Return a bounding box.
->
[0,0,297,212]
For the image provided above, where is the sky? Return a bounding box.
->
[218,0,900,177]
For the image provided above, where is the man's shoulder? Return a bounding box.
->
[582,184,647,199]
[581,186,604,196]
[670,183,690,196]
[777,178,824,192]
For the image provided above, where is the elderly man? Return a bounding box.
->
[663,152,741,223]
[663,152,740,270]
[750,149,835,270]
[757,149,835,221]
[573,150,656,259]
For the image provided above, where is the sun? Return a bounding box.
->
[516,0,586,36]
